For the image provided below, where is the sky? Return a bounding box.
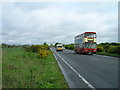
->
[1,1,118,45]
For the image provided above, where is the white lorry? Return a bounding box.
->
[56,44,64,51]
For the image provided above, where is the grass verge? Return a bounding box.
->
[2,47,68,88]
[96,52,120,58]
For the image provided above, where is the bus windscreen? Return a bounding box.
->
[85,33,96,38]
[58,46,62,48]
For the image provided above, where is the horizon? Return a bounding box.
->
[1,42,120,46]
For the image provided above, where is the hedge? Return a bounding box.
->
[24,45,53,58]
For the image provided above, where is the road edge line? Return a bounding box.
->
[54,51,96,90]
[53,54,75,88]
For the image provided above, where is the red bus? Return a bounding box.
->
[74,32,97,55]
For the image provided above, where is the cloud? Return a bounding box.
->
[2,2,118,45]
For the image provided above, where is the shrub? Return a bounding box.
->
[97,46,104,52]
[38,50,53,58]
[24,46,31,52]
[108,46,120,54]
[43,45,50,50]
[49,51,54,54]
[64,44,74,50]
[31,45,39,52]
[24,45,52,58]
[38,50,48,58]
[102,45,110,52]
[24,45,50,53]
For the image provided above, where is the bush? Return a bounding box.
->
[24,45,49,53]
[38,50,49,58]
[64,44,74,50]
[108,46,120,54]
[102,45,110,52]
[38,50,54,58]
[24,46,31,52]
[24,45,39,52]
[43,45,50,50]
[97,46,104,52]
[24,45,52,58]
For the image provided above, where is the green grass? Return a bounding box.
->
[96,52,120,58]
[2,47,68,88]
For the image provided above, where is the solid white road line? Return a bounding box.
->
[53,54,58,61]
[53,53,75,88]
[54,51,96,90]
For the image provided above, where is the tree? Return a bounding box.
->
[2,43,8,47]
[43,42,48,46]
[50,44,54,47]
[54,42,62,47]
[99,42,109,45]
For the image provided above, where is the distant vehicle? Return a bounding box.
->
[56,44,64,51]
[74,32,97,55]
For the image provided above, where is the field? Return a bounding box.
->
[2,47,68,88]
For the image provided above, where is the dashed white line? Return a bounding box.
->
[54,51,96,90]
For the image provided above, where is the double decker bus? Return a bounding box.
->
[74,32,97,55]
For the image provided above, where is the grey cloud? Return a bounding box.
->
[2,2,118,45]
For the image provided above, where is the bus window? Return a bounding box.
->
[84,43,96,49]
[85,33,96,38]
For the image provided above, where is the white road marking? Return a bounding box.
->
[54,50,96,90]
[53,54,58,61]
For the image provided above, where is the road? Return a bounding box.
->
[51,47,118,89]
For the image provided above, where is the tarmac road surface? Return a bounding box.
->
[51,47,118,89]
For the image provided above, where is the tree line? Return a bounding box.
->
[54,42,120,54]
[1,42,53,58]
[1,42,120,55]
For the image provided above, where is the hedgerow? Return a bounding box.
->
[24,45,53,58]
[107,46,120,54]
[64,43,120,55]
[37,50,53,58]
[97,46,104,52]
[97,44,120,54]
[64,44,74,50]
